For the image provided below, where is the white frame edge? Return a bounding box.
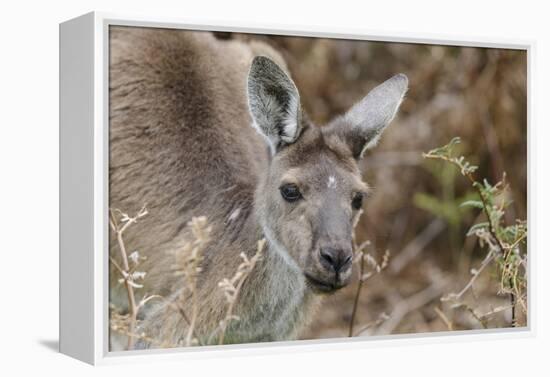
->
[59,11,535,366]
[60,12,96,364]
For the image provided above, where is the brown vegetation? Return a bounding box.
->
[109,32,527,347]
[242,34,527,338]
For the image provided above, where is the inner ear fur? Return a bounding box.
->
[247,56,303,153]
[327,73,408,159]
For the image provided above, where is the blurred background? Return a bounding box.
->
[226,32,527,338]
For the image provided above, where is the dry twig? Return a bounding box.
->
[348,245,390,337]
[216,239,265,345]
[168,216,211,346]
[434,307,454,331]
[109,204,148,349]
[376,275,450,335]
[390,218,446,275]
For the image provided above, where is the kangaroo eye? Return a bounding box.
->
[351,192,364,210]
[280,184,302,202]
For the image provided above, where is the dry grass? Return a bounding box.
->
[109,205,150,349]
[213,239,265,345]
[109,211,266,350]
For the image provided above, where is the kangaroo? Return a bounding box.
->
[109,26,408,348]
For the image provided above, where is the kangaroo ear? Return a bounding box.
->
[247,56,302,154]
[331,74,408,159]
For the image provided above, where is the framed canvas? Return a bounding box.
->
[59,12,532,365]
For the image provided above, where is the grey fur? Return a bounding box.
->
[109,26,407,349]
[328,73,409,158]
[247,56,302,153]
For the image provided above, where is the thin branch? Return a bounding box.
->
[217,239,265,345]
[348,245,389,337]
[451,302,488,329]
[354,312,389,337]
[434,307,454,331]
[168,299,204,347]
[441,249,495,302]
[424,141,520,327]
[348,250,366,337]
[109,205,148,350]
[390,218,446,274]
[376,277,449,335]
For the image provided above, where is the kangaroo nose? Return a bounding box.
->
[319,247,352,273]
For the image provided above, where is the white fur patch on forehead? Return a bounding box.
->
[327,175,337,189]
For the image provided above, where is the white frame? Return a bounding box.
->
[59,11,535,365]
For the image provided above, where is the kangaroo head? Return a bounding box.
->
[247,56,408,293]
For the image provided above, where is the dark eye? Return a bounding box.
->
[351,193,364,210]
[280,184,302,202]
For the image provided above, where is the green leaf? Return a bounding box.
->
[423,137,461,159]
[467,222,490,236]
[460,200,484,209]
